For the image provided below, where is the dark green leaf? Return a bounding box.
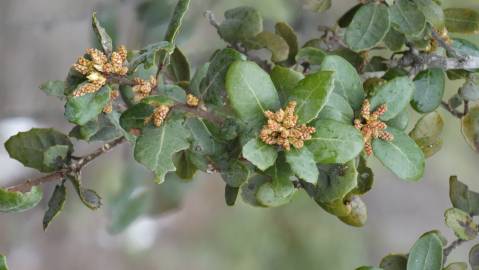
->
[445,8,479,34]
[65,85,111,125]
[353,155,374,195]
[240,175,269,207]
[40,80,65,99]
[186,118,224,156]
[469,244,479,270]
[43,184,66,231]
[218,6,263,44]
[307,119,363,164]
[0,187,43,213]
[295,47,326,65]
[257,154,296,207]
[5,128,72,172]
[92,12,113,55]
[345,3,390,52]
[69,175,102,210]
[285,147,318,184]
[190,63,209,97]
[0,254,8,270]
[167,47,190,82]
[407,233,443,270]
[226,61,280,128]
[173,151,197,179]
[225,185,239,206]
[219,160,253,187]
[373,128,425,181]
[320,55,364,110]
[449,175,479,217]
[370,77,415,121]
[338,4,362,28]
[380,254,407,270]
[43,145,70,170]
[288,71,334,124]
[414,0,445,30]
[270,66,304,103]
[275,22,299,64]
[390,0,426,35]
[316,160,358,203]
[253,31,289,62]
[461,106,479,152]
[129,41,174,69]
[200,48,246,105]
[411,69,445,113]
[444,208,478,240]
[384,28,406,51]
[164,0,190,44]
[409,112,444,158]
[318,93,354,124]
[120,103,155,131]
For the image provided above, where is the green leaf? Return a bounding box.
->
[461,106,479,152]
[65,85,111,125]
[411,69,445,113]
[353,155,374,195]
[370,77,415,121]
[338,4,362,28]
[452,38,479,58]
[320,55,364,110]
[409,112,444,158]
[383,28,406,52]
[173,151,197,179]
[134,119,190,183]
[459,75,479,102]
[92,12,113,55]
[287,71,334,124]
[200,48,246,105]
[5,128,73,172]
[296,47,326,65]
[70,112,127,142]
[225,185,239,206]
[69,176,102,210]
[167,47,190,82]
[120,103,155,131]
[252,31,289,62]
[219,160,252,187]
[307,119,363,164]
[275,22,299,64]
[43,184,66,231]
[164,0,190,44]
[285,147,319,184]
[43,145,70,170]
[444,262,468,270]
[444,208,478,240]
[218,6,263,44]
[242,138,277,171]
[338,195,367,227]
[373,128,425,181]
[226,61,281,127]
[190,63,209,97]
[270,66,304,103]
[345,3,390,52]
[0,187,43,213]
[414,0,445,30]
[449,175,479,217]
[386,108,409,131]
[469,244,479,270]
[407,233,443,270]
[40,80,65,99]
[304,0,331,13]
[380,254,407,270]
[0,254,9,270]
[240,175,269,207]
[318,93,354,124]
[445,8,479,34]
[257,154,296,207]
[186,118,224,157]
[129,41,174,69]
[390,0,426,36]
[317,160,358,203]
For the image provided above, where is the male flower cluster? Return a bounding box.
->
[259,101,316,151]
[354,99,394,156]
[72,46,128,97]
[132,76,157,102]
[145,105,170,128]
[186,94,199,107]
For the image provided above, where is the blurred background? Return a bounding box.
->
[0,0,479,269]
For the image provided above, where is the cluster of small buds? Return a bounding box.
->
[102,90,120,113]
[426,28,452,52]
[145,105,170,127]
[72,46,128,97]
[186,94,199,107]
[132,76,157,102]
[354,99,394,156]
[259,101,316,151]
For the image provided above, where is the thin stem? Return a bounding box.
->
[5,137,126,193]
[441,101,466,118]
[172,103,225,124]
[443,239,466,264]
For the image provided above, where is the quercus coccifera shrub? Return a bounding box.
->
[3,0,479,269]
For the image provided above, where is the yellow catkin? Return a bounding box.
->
[354,99,394,156]
[132,76,157,102]
[259,101,316,151]
[186,94,199,107]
